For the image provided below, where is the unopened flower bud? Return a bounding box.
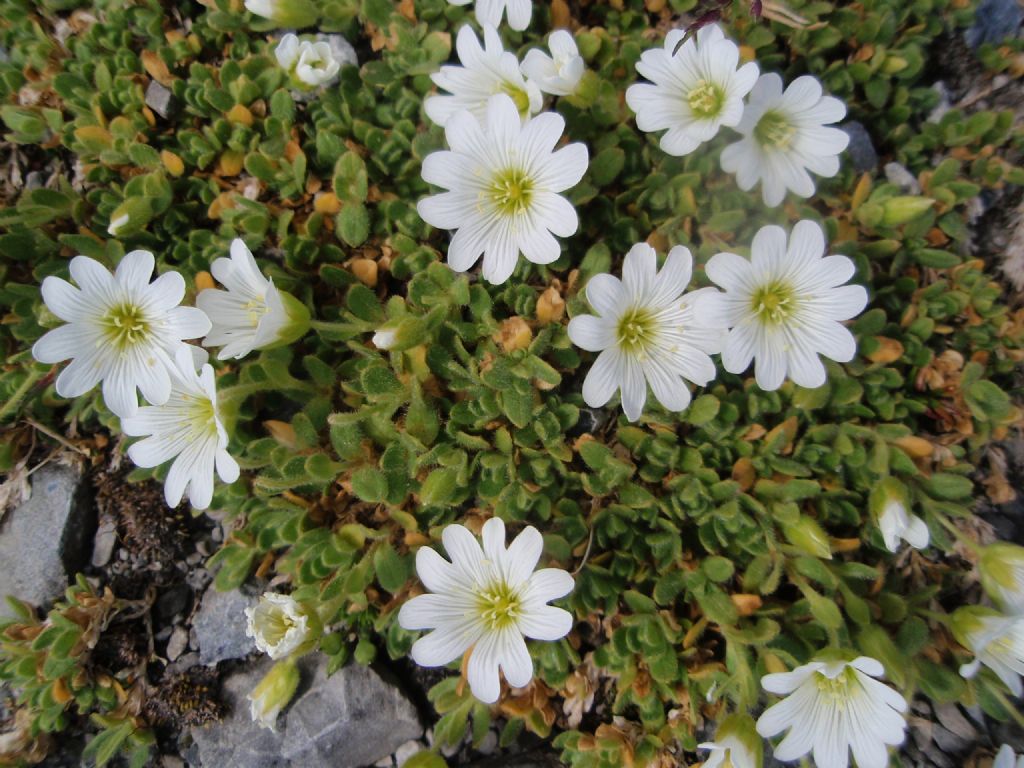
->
[870,477,929,553]
[107,198,153,237]
[247,658,300,731]
[244,0,319,28]
[979,542,1024,613]
[781,515,832,559]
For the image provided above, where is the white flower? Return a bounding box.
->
[31,250,211,419]
[275,34,341,88]
[756,656,908,768]
[954,607,1024,696]
[445,0,531,31]
[721,73,850,207]
[625,24,758,157]
[878,498,929,553]
[245,592,320,660]
[398,517,574,704]
[521,30,585,97]
[417,93,588,286]
[995,744,1024,768]
[247,658,300,731]
[121,346,239,510]
[699,220,868,391]
[567,243,722,422]
[197,239,309,360]
[425,24,541,127]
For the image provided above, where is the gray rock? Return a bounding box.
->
[841,121,878,173]
[884,162,922,194]
[0,464,94,617]
[190,656,287,768]
[965,0,1023,47]
[193,586,257,665]
[191,656,422,768]
[145,80,178,120]
[282,657,423,767]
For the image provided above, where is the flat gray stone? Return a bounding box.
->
[283,656,423,768]
[193,586,257,665]
[145,80,178,120]
[190,656,287,768]
[0,463,93,617]
[841,121,878,173]
[191,655,422,768]
[884,162,921,194]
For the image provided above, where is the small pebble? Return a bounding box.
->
[167,626,189,661]
[394,740,422,766]
[91,518,118,567]
[884,162,921,194]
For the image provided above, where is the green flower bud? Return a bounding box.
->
[880,196,934,226]
[107,198,153,238]
[372,315,429,352]
[979,542,1024,613]
[247,658,301,731]
[781,515,832,559]
[244,0,319,28]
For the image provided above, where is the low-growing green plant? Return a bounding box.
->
[1,0,1023,765]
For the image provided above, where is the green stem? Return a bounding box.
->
[916,609,952,626]
[310,319,371,336]
[992,687,1024,729]
[0,366,46,424]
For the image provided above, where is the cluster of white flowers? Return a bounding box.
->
[626,24,848,207]
[32,240,308,510]
[30,6,1022,764]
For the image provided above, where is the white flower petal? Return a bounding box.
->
[567,315,614,352]
[517,605,572,641]
[582,348,622,408]
[466,630,503,703]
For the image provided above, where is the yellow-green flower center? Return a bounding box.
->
[488,167,534,217]
[245,297,269,328]
[500,83,532,114]
[687,80,725,118]
[754,110,796,149]
[261,607,300,646]
[184,395,220,442]
[814,667,857,707]
[100,303,151,351]
[616,307,657,354]
[751,281,797,324]
[477,581,522,631]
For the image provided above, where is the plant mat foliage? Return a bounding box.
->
[0,0,1022,766]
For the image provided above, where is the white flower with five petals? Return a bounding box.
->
[417,93,588,285]
[625,24,758,157]
[698,220,867,391]
[197,239,310,360]
[756,656,908,768]
[425,25,541,127]
[568,243,723,422]
[121,346,239,510]
[32,250,211,418]
[720,73,850,207]
[398,518,574,704]
[521,30,585,97]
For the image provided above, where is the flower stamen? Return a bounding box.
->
[100,303,151,350]
[754,110,796,150]
[476,580,523,631]
[687,80,725,118]
[487,167,534,217]
[750,281,796,324]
